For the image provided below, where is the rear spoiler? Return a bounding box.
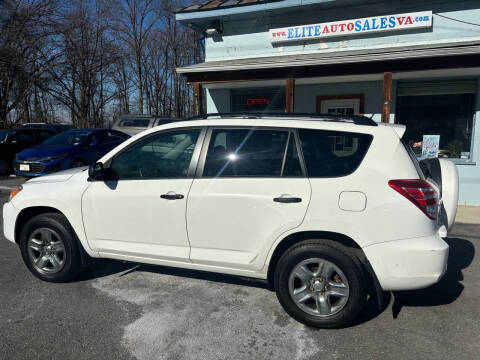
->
[378,123,406,138]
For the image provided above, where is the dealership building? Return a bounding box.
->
[175,0,480,205]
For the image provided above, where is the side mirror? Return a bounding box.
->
[89,140,98,147]
[10,140,17,145]
[88,162,104,181]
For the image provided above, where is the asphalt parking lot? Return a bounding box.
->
[1,192,479,360]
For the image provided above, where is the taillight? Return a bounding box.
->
[388,179,439,220]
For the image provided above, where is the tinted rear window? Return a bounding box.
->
[298,129,373,177]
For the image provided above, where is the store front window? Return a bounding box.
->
[396,81,476,159]
[231,87,285,113]
[317,95,364,115]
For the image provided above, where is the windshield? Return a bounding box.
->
[42,130,91,146]
[0,130,14,143]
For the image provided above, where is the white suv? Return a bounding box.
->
[2,114,458,328]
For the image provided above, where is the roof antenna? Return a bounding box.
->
[370,100,389,120]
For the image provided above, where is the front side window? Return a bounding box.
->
[111,129,200,179]
[203,128,297,177]
[298,129,372,177]
[10,131,36,145]
[90,131,110,145]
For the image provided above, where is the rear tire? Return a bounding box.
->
[274,239,366,328]
[19,213,83,282]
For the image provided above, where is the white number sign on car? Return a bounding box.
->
[2,114,458,328]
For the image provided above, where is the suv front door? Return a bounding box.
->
[82,128,204,261]
[187,127,311,271]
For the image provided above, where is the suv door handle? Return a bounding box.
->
[161,193,184,200]
[273,197,302,203]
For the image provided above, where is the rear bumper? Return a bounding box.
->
[3,201,19,244]
[363,234,449,291]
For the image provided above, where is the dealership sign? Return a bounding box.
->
[270,11,433,43]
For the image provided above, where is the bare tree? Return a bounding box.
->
[47,0,119,128]
[112,50,132,115]
[0,0,204,128]
[114,0,156,115]
[0,0,58,128]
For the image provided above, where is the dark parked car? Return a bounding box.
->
[0,128,57,175]
[20,123,75,133]
[14,129,129,177]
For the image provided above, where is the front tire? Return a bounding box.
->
[19,213,83,282]
[274,239,366,328]
[0,159,9,176]
[71,159,87,168]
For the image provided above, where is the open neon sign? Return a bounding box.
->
[246,98,270,106]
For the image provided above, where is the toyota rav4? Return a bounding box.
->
[2,114,458,328]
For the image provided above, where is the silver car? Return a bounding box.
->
[112,115,178,136]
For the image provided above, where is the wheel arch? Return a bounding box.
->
[15,206,63,244]
[267,231,361,288]
[266,231,383,309]
[14,206,89,265]
[70,157,89,167]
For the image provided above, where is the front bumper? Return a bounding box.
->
[3,200,19,244]
[363,233,449,291]
[13,160,62,177]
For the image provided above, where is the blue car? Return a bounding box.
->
[14,129,129,177]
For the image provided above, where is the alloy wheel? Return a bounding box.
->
[27,228,66,275]
[288,258,349,317]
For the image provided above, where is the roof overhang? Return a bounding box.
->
[175,0,336,22]
[177,40,480,83]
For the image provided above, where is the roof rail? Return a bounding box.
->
[187,113,378,126]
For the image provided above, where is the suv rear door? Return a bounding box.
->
[400,140,459,232]
[419,158,459,232]
[186,127,311,271]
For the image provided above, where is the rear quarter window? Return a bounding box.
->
[298,129,373,177]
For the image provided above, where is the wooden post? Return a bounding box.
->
[285,78,295,113]
[381,72,392,123]
[193,83,204,115]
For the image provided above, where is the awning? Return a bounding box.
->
[178,40,480,74]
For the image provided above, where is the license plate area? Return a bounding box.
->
[19,164,30,171]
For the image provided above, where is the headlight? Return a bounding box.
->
[9,186,22,202]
